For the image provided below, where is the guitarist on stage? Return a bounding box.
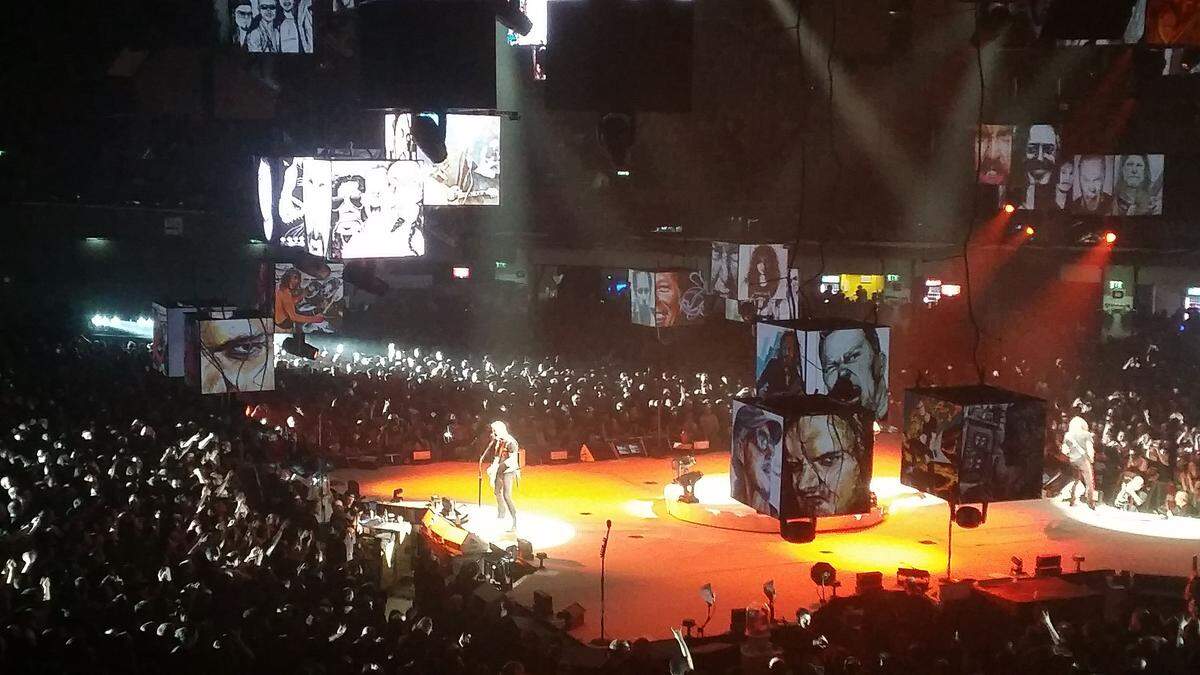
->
[482,421,521,531]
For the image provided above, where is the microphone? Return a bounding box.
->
[606,519,612,530]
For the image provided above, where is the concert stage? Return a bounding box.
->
[334,433,1200,641]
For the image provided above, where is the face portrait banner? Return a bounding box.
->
[976,124,1014,186]
[806,326,891,419]
[273,263,344,334]
[737,244,789,302]
[629,269,655,327]
[710,242,739,298]
[730,401,785,517]
[781,409,873,518]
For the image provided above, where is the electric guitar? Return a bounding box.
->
[485,438,516,484]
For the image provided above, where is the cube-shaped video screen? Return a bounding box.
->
[755,320,891,419]
[257,157,425,260]
[384,113,501,206]
[186,316,276,394]
[731,396,874,519]
[628,269,705,328]
[272,262,344,334]
[900,386,1046,504]
[214,0,314,54]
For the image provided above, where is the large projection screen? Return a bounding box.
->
[384,113,501,206]
[258,157,425,259]
[213,0,314,54]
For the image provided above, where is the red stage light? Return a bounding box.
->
[1003,203,1016,214]
[1103,231,1117,245]
[1023,225,1035,237]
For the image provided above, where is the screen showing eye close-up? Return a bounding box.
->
[197,317,276,394]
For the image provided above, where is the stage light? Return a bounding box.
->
[1103,231,1118,245]
[282,336,319,360]
[452,267,471,279]
[1023,225,1035,237]
[953,503,987,528]
[674,470,703,504]
[810,562,837,587]
[1010,556,1024,576]
[494,0,532,36]
[1003,203,1016,214]
[412,113,448,164]
[598,113,635,171]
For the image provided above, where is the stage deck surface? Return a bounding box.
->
[335,434,1200,641]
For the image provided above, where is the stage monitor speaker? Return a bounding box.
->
[411,449,433,463]
[557,602,586,630]
[780,518,817,543]
[1035,554,1062,577]
[548,448,571,463]
[472,582,507,614]
[729,607,747,638]
[897,567,931,593]
[587,443,619,461]
[421,510,487,556]
[533,591,554,620]
[855,571,884,595]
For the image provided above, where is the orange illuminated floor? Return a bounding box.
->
[335,435,1200,642]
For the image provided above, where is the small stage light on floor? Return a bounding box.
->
[1010,556,1025,577]
[811,562,840,604]
[1035,553,1062,577]
[1003,203,1016,214]
[1072,554,1085,572]
[1103,230,1118,245]
[897,567,931,594]
[672,455,702,504]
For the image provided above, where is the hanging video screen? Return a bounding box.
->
[511,0,548,46]
[273,262,344,333]
[781,409,873,518]
[802,327,891,419]
[1147,1,1200,45]
[730,401,784,517]
[213,0,314,53]
[727,270,801,323]
[196,317,276,394]
[258,157,425,259]
[736,244,789,302]
[1162,47,1200,74]
[384,113,501,206]
[628,270,704,327]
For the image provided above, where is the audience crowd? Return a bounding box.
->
[4,289,1200,673]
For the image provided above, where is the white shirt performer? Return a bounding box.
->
[484,421,521,531]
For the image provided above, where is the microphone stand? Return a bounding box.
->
[591,520,612,646]
[477,439,495,509]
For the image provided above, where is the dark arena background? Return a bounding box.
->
[6,2,1200,674]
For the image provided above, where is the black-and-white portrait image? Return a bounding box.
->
[755,324,804,397]
[197,318,276,394]
[259,157,424,260]
[1070,155,1115,216]
[258,157,332,257]
[782,411,872,518]
[805,327,890,419]
[737,244,788,302]
[629,269,655,327]
[1111,154,1165,216]
[710,242,739,297]
[1012,124,1062,210]
[385,113,501,206]
[329,160,424,259]
[727,270,800,322]
[215,0,314,54]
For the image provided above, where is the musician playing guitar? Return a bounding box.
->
[481,421,521,531]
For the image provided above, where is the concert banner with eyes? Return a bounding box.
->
[384,113,501,207]
[901,387,1047,504]
[193,317,276,394]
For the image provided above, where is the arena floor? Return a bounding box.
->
[335,434,1200,641]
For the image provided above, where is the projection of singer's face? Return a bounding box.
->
[735,412,781,512]
[631,272,653,323]
[280,0,295,12]
[820,329,885,417]
[1025,125,1057,185]
[788,415,863,516]
[200,321,271,394]
[654,273,682,327]
[977,125,1012,186]
[1120,155,1146,188]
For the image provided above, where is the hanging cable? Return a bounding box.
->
[964,4,987,385]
